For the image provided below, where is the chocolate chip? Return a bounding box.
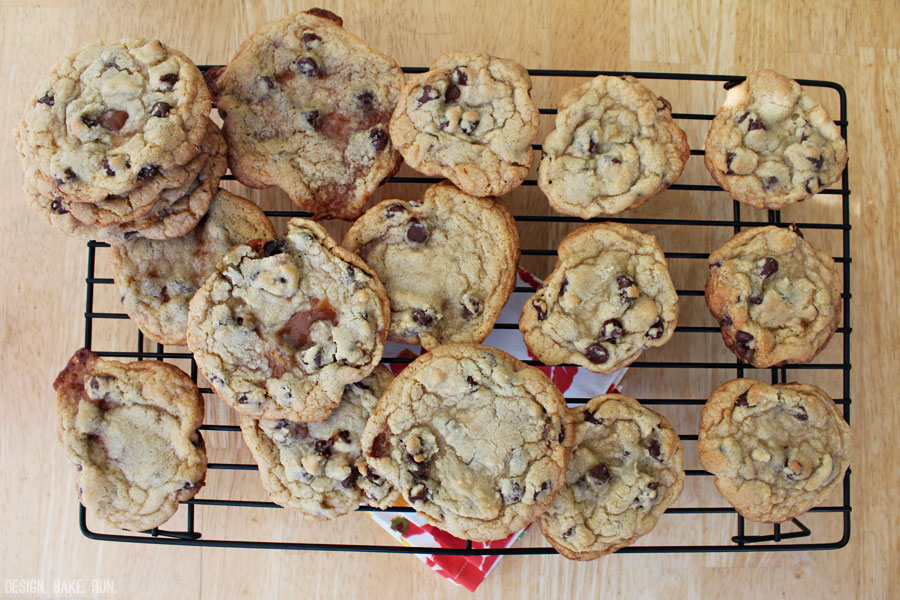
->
[369,431,390,458]
[384,204,406,219]
[302,32,321,45]
[406,222,428,243]
[315,438,335,458]
[617,275,635,289]
[461,299,481,319]
[355,90,374,112]
[533,480,550,500]
[647,481,660,490]
[585,344,609,364]
[648,439,661,460]
[460,117,480,135]
[451,67,468,85]
[588,137,598,154]
[149,102,171,118]
[805,178,816,194]
[801,130,810,142]
[341,471,359,488]
[62,168,76,182]
[445,84,461,102]
[369,128,388,151]
[760,257,779,278]
[366,469,385,485]
[734,331,756,362]
[305,7,342,23]
[726,151,736,174]
[99,109,128,132]
[296,57,319,77]
[646,319,664,340]
[304,110,321,129]
[721,315,733,327]
[407,454,428,479]
[735,330,754,344]
[38,93,54,106]
[533,299,547,321]
[790,224,804,239]
[274,419,289,429]
[763,176,778,190]
[237,394,249,404]
[749,295,763,304]
[90,378,100,390]
[50,197,68,215]
[313,348,324,369]
[412,309,436,327]
[558,429,566,443]
[584,412,604,426]
[601,319,625,341]
[795,406,809,421]
[737,112,749,125]
[563,526,575,539]
[160,73,179,87]
[262,239,287,256]
[808,155,824,170]
[735,391,749,407]
[748,118,766,131]
[409,484,430,502]
[589,463,610,485]
[559,278,568,296]
[338,430,351,444]
[418,85,439,104]
[609,156,621,165]
[137,164,159,180]
[503,482,523,504]
[261,75,276,89]
[81,114,98,127]
[123,231,138,241]
[710,260,722,270]
[101,157,115,176]
[467,375,478,389]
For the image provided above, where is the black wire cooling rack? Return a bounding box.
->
[78,67,851,556]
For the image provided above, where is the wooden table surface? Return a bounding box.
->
[2,1,898,598]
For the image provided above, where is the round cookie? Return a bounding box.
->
[206,9,404,220]
[53,348,207,531]
[342,181,520,350]
[519,222,679,374]
[361,343,573,542]
[704,70,847,210]
[705,225,841,367]
[111,189,276,345]
[539,394,684,560]
[389,51,540,197]
[698,378,851,523]
[539,75,690,217]
[19,38,211,203]
[187,218,390,422]
[240,366,398,518]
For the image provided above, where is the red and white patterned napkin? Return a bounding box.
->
[370,269,627,591]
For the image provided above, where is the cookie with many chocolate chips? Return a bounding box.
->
[699,379,850,523]
[53,349,207,531]
[361,344,573,541]
[704,70,847,210]
[241,366,398,518]
[111,189,276,345]
[18,38,211,203]
[342,181,519,350]
[539,75,690,217]
[187,218,390,422]
[539,394,684,560]
[519,222,679,374]
[389,51,540,197]
[206,9,404,220]
[705,225,841,367]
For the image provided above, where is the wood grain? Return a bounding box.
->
[2,1,898,598]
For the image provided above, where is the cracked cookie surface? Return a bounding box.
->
[698,379,850,523]
[705,225,841,367]
[19,38,211,203]
[389,51,539,197]
[342,181,519,350]
[539,394,684,560]
[520,222,679,374]
[241,365,398,518]
[704,70,847,210]
[361,343,573,541]
[187,218,390,422]
[207,9,404,220]
[53,348,207,531]
[539,75,689,217]
[111,189,276,345]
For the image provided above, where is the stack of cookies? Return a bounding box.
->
[16,38,225,244]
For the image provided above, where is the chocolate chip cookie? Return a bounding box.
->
[698,379,850,523]
[538,75,690,217]
[206,9,404,220]
[389,51,540,197]
[361,343,573,541]
[706,225,841,367]
[539,394,684,560]
[519,222,679,374]
[241,366,398,518]
[187,218,390,422]
[111,189,276,345]
[342,181,519,350]
[53,349,207,531]
[19,38,211,204]
[704,70,847,210]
